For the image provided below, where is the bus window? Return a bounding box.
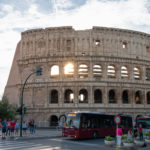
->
[91,118,99,128]
[103,116,114,128]
[66,113,80,128]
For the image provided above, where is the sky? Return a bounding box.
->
[0,0,150,99]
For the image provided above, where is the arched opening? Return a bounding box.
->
[147,91,150,104]
[146,68,150,81]
[135,91,142,104]
[50,115,58,126]
[78,64,88,78]
[50,90,58,103]
[64,63,74,77]
[94,89,102,103]
[64,89,74,103]
[134,67,140,80]
[107,65,116,78]
[93,64,102,77]
[50,65,59,77]
[79,89,88,103]
[121,66,128,78]
[109,89,116,103]
[122,90,129,104]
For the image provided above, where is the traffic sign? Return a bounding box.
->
[114,115,121,125]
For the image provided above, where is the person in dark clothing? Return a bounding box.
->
[138,124,143,140]
[133,126,138,140]
[2,120,7,139]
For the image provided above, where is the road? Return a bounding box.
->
[0,137,150,150]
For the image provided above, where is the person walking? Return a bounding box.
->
[127,129,133,141]
[15,120,20,136]
[116,125,123,147]
[22,121,27,135]
[10,120,16,137]
[6,119,11,136]
[1,119,7,139]
[133,126,138,140]
[138,124,143,140]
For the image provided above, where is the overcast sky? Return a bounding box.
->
[0,0,150,99]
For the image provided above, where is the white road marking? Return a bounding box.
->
[50,139,100,147]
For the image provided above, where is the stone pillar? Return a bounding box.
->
[104,87,108,106]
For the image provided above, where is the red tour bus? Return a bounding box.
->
[62,111,132,139]
[136,115,150,129]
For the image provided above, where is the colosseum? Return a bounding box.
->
[4,26,150,127]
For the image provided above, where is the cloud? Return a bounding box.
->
[0,0,150,98]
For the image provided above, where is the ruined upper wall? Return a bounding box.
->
[20,26,150,61]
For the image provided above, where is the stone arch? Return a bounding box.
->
[121,66,128,78]
[78,64,88,78]
[50,65,59,77]
[146,68,150,81]
[147,91,150,104]
[122,90,129,104]
[64,63,74,77]
[93,64,102,77]
[79,89,88,103]
[134,67,141,80]
[108,89,116,103]
[94,89,102,103]
[64,89,74,103]
[135,90,142,104]
[107,65,116,78]
[50,115,58,126]
[50,89,58,103]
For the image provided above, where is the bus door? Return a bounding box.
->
[80,114,92,138]
[102,115,115,136]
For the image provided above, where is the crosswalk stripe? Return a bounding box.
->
[27,146,54,150]
[0,144,43,150]
[50,139,100,147]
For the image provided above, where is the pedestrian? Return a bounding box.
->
[127,129,133,141]
[30,120,34,134]
[10,120,16,137]
[133,126,138,140]
[116,125,123,147]
[22,121,27,135]
[6,119,11,136]
[15,120,20,136]
[138,124,143,140]
[1,119,7,139]
[28,120,32,134]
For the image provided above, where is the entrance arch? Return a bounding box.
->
[50,115,58,126]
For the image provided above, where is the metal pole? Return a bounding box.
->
[20,72,36,137]
[116,124,118,147]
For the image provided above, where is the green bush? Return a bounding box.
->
[144,132,150,136]
[122,134,127,139]
[105,136,114,141]
[124,139,133,143]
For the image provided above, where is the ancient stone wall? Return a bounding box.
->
[4,26,150,127]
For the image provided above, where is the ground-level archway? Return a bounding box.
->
[50,115,58,126]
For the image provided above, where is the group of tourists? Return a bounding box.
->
[116,123,147,147]
[0,119,36,139]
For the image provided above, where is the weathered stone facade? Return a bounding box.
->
[4,26,150,127]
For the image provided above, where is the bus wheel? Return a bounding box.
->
[93,131,99,139]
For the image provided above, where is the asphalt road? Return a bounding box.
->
[0,137,150,150]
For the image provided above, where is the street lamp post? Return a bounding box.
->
[20,67,42,137]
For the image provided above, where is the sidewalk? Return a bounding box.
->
[0,129,62,141]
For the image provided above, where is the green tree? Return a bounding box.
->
[0,96,17,121]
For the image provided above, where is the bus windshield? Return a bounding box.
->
[137,118,150,129]
[66,113,80,128]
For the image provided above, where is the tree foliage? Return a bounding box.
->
[0,96,17,121]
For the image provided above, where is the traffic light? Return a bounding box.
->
[24,107,27,114]
[16,106,22,115]
[36,66,42,76]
